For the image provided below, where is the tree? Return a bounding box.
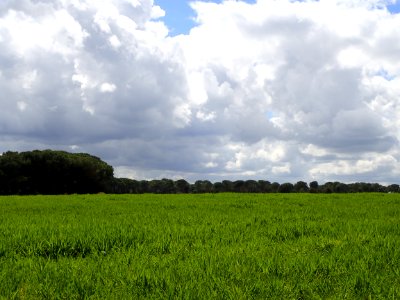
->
[109,178,140,194]
[333,182,349,193]
[309,181,319,193]
[294,181,309,193]
[258,180,272,193]
[139,180,149,193]
[233,180,245,193]
[221,180,234,192]
[371,183,386,193]
[193,180,213,193]
[0,150,114,195]
[320,182,333,193]
[278,182,294,193]
[175,179,190,194]
[244,180,260,193]
[148,180,162,193]
[271,182,280,193]
[212,182,224,193]
[388,184,400,193]
[160,178,175,193]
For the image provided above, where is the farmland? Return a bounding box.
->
[0,193,399,299]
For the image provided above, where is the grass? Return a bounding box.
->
[0,193,399,299]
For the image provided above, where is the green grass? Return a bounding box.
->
[0,193,399,299]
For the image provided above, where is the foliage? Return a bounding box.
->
[0,150,114,195]
[0,193,399,299]
[109,178,400,194]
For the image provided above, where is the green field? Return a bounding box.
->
[0,193,399,299]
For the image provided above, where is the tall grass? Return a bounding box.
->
[0,193,399,299]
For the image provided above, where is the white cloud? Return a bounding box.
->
[109,35,122,48]
[0,8,88,57]
[17,101,27,112]
[100,82,117,93]
[1,0,400,183]
[309,153,397,177]
[272,163,291,175]
[151,5,165,19]
[300,144,329,157]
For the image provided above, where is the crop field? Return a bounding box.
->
[0,193,399,299]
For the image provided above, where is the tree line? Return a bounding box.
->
[0,150,399,195]
[110,178,400,194]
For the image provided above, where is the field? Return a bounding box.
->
[0,193,399,299]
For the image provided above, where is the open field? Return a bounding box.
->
[0,193,399,299]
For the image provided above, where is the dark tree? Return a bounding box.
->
[278,182,294,193]
[139,180,150,193]
[175,179,190,194]
[212,182,224,193]
[333,182,349,193]
[221,180,234,192]
[148,180,163,193]
[320,182,333,193]
[160,178,176,193]
[244,180,260,193]
[258,180,272,193]
[193,180,213,193]
[233,180,245,193]
[309,181,319,193]
[109,178,140,194]
[0,150,113,195]
[388,184,400,193]
[294,181,309,193]
[271,182,280,193]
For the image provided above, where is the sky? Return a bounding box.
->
[1,0,400,184]
[154,0,256,35]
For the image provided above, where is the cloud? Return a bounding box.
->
[175,0,400,182]
[0,0,186,142]
[0,0,400,184]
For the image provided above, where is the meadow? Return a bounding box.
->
[0,193,399,299]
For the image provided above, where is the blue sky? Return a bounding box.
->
[156,0,400,35]
[153,0,196,35]
[388,1,400,13]
[154,0,256,35]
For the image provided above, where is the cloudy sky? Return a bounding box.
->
[1,0,400,184]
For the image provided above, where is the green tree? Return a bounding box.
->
[193,180,213,193]
[175,179,190,194]
[0,150,114,195]
[278,183,294,193]
[258,180,272,193]
[309,181,319,193]
[388,184,400,193]
[221,180,234,192]
[244,180,260,193]
[271,182,280,193]
[294,181,309,193]
[212,182,224,193]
